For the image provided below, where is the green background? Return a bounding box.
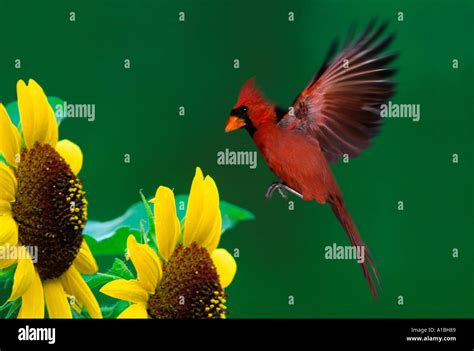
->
[0,0,472,317]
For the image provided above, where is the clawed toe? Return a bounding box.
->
[265,182,303,200]
[277,187,288,199]
[265,182,281,200]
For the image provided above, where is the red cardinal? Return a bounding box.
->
[225,22,397,299]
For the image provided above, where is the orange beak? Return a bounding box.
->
[225,116,246,132]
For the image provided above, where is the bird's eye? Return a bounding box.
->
[241,106,248,113]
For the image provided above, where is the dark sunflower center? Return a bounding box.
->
[12,143,87,280]
[147,243,228,319]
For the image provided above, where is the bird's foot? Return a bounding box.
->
[265,182,303,200]
[265,182,282,200]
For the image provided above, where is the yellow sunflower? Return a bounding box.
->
[100,167,237,319]
[0,79,101,318]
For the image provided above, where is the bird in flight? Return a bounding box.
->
[225,21,397,299]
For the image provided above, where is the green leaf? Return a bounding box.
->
[0,265,15,281]
[85,260,135,319]
[84,203,150,243]
[85,194,254,242]
[0,299,20,319]
[5,96,65,127]
[108,258,134,280]
[0,300,12,313]
[5,299,21,318]
[84,193,254,257]
[140,190,157,251]
[101,300,130,319]
[0,265,16,295]
[84,273,119,291]
[84,228,140,257]
[85,258,134,290]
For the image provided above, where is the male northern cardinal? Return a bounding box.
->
[225,22,397,299]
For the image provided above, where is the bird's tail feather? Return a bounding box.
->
[329,196,380,300]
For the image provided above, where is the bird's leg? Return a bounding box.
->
[283,184,304,199]
[265,182,303,200]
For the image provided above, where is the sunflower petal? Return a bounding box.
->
[184,169,221,250]
[127,235,162,292]
[100,279,149,304]
[154,186,180,261]
[183,167,204,247]
[0,163,17,203]
[17,79,58,148]
[199,176,222,249]
[56,139,83,175]
[60,265,102,318]
[16,80,35,148]
[0,103,21,167]
[73,239,98,275]
[0,257,16,269]
[211,249,237,289]
[0,201,11,215]
[117,303,148,319]
[44,279,72,318]
[17,270,44,318]
[28,79,58,147]
[0,213,18,246]
[202,210,222,253]
[9,247,35,301]
[0,244,17,268]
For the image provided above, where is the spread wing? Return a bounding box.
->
[278,21,398,163]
